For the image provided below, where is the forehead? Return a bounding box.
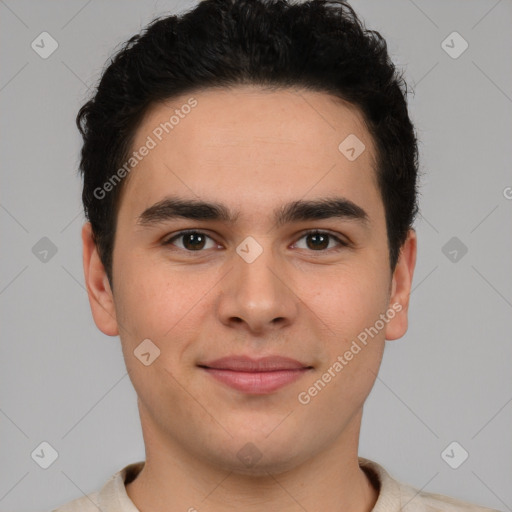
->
[119,86,381,222]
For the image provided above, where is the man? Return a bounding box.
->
[53,0,500,510]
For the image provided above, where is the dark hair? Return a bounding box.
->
[76,0,419,287]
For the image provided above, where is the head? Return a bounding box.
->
[80,0,418,475]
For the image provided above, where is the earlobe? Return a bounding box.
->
[82,222,119,337]
[385,229,417,341]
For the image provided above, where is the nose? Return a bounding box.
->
[216,241,299,335]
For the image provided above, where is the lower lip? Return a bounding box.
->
[201,368,310,394]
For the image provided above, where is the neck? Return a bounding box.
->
[126,408,378,512]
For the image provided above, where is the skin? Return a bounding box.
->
[82,86,416,511]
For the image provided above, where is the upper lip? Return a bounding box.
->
[198,356,312,372]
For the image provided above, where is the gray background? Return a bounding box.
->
[1,0,511,510]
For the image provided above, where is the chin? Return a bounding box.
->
[212,445,306,477]
[201,430,313,477]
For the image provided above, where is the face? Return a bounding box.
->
[83,86,416,474]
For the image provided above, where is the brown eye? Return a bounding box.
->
[163,231,216,251]
[306,232,329,250]
[294,230,347,251]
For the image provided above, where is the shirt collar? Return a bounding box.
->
[94,457,409,511]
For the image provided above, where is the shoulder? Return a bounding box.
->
[49,461,144,512]
[398,481,502,512]
[358,457,502,512]
[400,484,499,512]
[50,491,101,512]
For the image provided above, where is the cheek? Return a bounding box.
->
[302,264,390,342]
[114,256,194,337]
[298,274,388,415]
[113,265,202,404]
[113,258,220,380]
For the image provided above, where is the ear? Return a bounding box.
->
[385,229,417,341]
[82,222,119,336]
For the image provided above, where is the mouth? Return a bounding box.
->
[197,355,313,394]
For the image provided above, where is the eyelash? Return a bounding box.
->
[162,229,349,253]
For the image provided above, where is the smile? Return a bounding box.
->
[198,355,313,394]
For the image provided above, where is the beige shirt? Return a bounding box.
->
[51,458,501,512]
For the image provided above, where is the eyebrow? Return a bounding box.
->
[136,196,369,228]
